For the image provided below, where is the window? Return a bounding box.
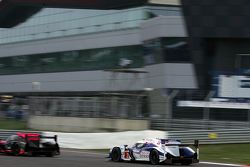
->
[6,135,19,142]
[135,143,146,149]
[0,45,143,75]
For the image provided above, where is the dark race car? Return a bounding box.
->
[0,132,60,157]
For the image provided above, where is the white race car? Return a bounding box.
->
[109,138,199,165]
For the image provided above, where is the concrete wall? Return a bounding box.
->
[28,116,149,132]
[145,63,197,89]
[0,63,196,93]
[140,16,187,41]
[148,89,170,118]
[0,69,146,93]
[44,130,167,149]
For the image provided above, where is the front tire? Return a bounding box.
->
[11,143,20,156]
[111,147,121,162]
[149,149,160,165]
[181,160,192,165]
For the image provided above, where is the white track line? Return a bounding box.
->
[200,161,244,167]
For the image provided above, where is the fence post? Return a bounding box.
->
[110,96,118,117]
[248,102,250,127]
[203,91,215,129]
[167,90,179,119]
[203,91,215,121]
[166,90,179,130]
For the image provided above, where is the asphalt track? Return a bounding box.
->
[0,149,243,167]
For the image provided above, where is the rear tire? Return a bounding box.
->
[149,149,159,165]
[111,147,121,162]
[25,145,34,157]
[46,152,55,157]
[11,143,20,156]
[181,161,192,165]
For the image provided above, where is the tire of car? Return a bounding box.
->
[11,143,20,156]
[111,147,122,162]
[25,144,31,156]
[46,151,55,157]
[27,151,34,157]
[181,160,192,166]
[149,149,160,165]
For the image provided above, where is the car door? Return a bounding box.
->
[132,143,147,161]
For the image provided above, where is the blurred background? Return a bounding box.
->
[0,0,249,136]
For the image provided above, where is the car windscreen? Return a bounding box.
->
[6,135,19,142]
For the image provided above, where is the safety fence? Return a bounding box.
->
[0,130,16,139]
[28,96,148,119]
[168,129,250,144]
[151,118,250,131]
[0,129,250,148]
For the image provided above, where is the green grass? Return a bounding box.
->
[0,118,27,130]
[199,144,250,165]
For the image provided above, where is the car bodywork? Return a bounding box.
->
[109,138,199,165]
[0,132,60,157]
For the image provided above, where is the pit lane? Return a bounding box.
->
[0,149,242,167]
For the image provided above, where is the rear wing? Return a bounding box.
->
[162,139,199,148]
[164,140,199,160]
[40,135,58,143]
[165,140,200,160]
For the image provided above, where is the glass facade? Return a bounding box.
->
[143,37,191,65]
[0,45,143,75]
[0,8,145,44]
[0,6,181,44]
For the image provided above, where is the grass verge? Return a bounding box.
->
[0,118,27,130]
[200,143,250,165]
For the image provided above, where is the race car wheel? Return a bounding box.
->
[181,160,192,165]
[46,152,55,157]
[25,145,34,156]
[11,143,20,156]
[111,147,121,162]
[149,149,160,165]
[27,151,35,157]
[46,151,56,157]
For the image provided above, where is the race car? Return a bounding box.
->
[109,138,199,165]
[0,132,60,157]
